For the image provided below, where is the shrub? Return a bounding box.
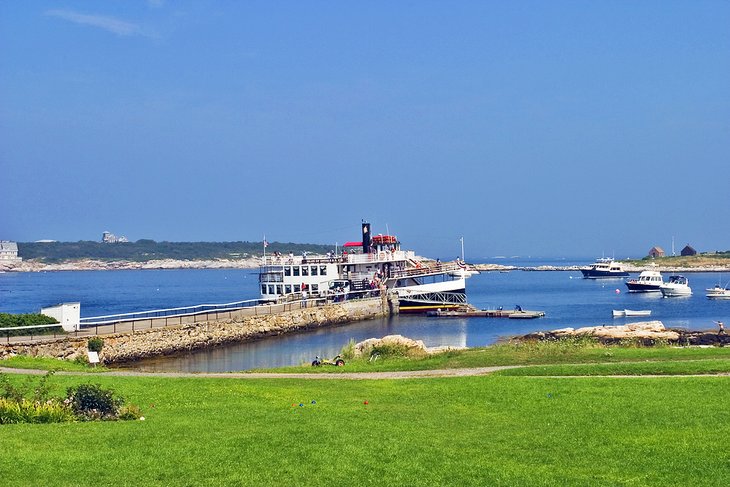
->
[370,342,427,359]
[1,370,57,403]
[0,398,75,424]
[87,337,104,353]
[1,372,140,423]
[340,338,356,360]
[66,384,123,420]
[118,404,143,421]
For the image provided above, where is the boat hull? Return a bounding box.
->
[706,290,730,299]
[660,287,692,297]
[581,269,629,279]
[625,282,662,293]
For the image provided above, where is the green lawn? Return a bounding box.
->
[1,373,729,486]
[0,355,105,372]
[496,359,730,376]
[262,341,730,373]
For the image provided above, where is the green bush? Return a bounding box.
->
[87,337,104,353]
[0,313,62,337]
[117,404,143,421]
[66,384,123,420]
[340,338,356,360]
[370,342,427,359]
[1,372,140,423]
[0,398,75,424]
[1,370,56,403]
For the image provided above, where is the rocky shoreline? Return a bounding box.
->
[516,321,728,346]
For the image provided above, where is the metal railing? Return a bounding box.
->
[2,290,385,344]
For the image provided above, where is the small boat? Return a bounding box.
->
[613,309,652,318]
[660,275,692,297]
[625,265,663,292]
[706,285,730,299]
[581,258,629,279]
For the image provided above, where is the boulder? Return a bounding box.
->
[353,334,428,357]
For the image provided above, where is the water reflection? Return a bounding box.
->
[121,270,728,372]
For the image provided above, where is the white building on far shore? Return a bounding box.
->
[0,241,22,262]
[102,231,129,243]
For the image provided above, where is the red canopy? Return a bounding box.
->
[343,241,363,247]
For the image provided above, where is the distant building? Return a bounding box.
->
[681,244,697,256]
[0,241,22,262]
[102,231,128,243]
[647,246,665,258]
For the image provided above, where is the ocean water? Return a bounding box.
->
[1,263,728,372]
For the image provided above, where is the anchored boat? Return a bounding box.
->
[258,222,471,313]
[581,258,629,279]
[612,309,652,318]
[625,264,663,292]
[706,285,730,299]
[660,275,692,297]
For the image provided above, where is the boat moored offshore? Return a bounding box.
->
[706,285,730,299]
[625,265,663,292]
[258,223,471,313]
[581,258,629,279]
[660,275,692,297]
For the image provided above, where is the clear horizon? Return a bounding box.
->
[2,2,728,258]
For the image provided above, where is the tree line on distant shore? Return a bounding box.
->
[17,240,333,263]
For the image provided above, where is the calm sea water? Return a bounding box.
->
[1,260,728,372]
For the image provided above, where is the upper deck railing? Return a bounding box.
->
[262,250,417,267]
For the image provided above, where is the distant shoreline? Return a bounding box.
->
[0,258,262,273]
[2,259,729,274]
[473,263,730,273]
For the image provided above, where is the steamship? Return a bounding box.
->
[258,223,470,313]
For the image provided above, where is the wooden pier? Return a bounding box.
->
[427,306,545,319]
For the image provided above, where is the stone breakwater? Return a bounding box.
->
[0,298,396,364]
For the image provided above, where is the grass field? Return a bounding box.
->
[262,340,730,373]
[1,369,729,485]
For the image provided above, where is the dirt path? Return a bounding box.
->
[2,365,729,380]
[0,366,518,380]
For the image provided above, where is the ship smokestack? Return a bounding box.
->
[362,222,371,254]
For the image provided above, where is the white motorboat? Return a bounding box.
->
[660,275,692,297]
[706,285,730,299]
[625,265,663,292]
[613,309,652,318]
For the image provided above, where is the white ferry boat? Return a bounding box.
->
[258,223,470,313]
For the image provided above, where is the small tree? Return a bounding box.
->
[87,337,104,353]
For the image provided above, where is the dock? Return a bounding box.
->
[427,306,545,319]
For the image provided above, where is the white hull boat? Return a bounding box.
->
[613,309,652,318]
[660,275,692,297]
[706,286,730,299]
[625,265,663,292]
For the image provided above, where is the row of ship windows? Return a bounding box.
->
[262,283,320,295]
[284,265,328,277]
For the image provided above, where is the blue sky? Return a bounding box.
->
[1,1,728,260]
